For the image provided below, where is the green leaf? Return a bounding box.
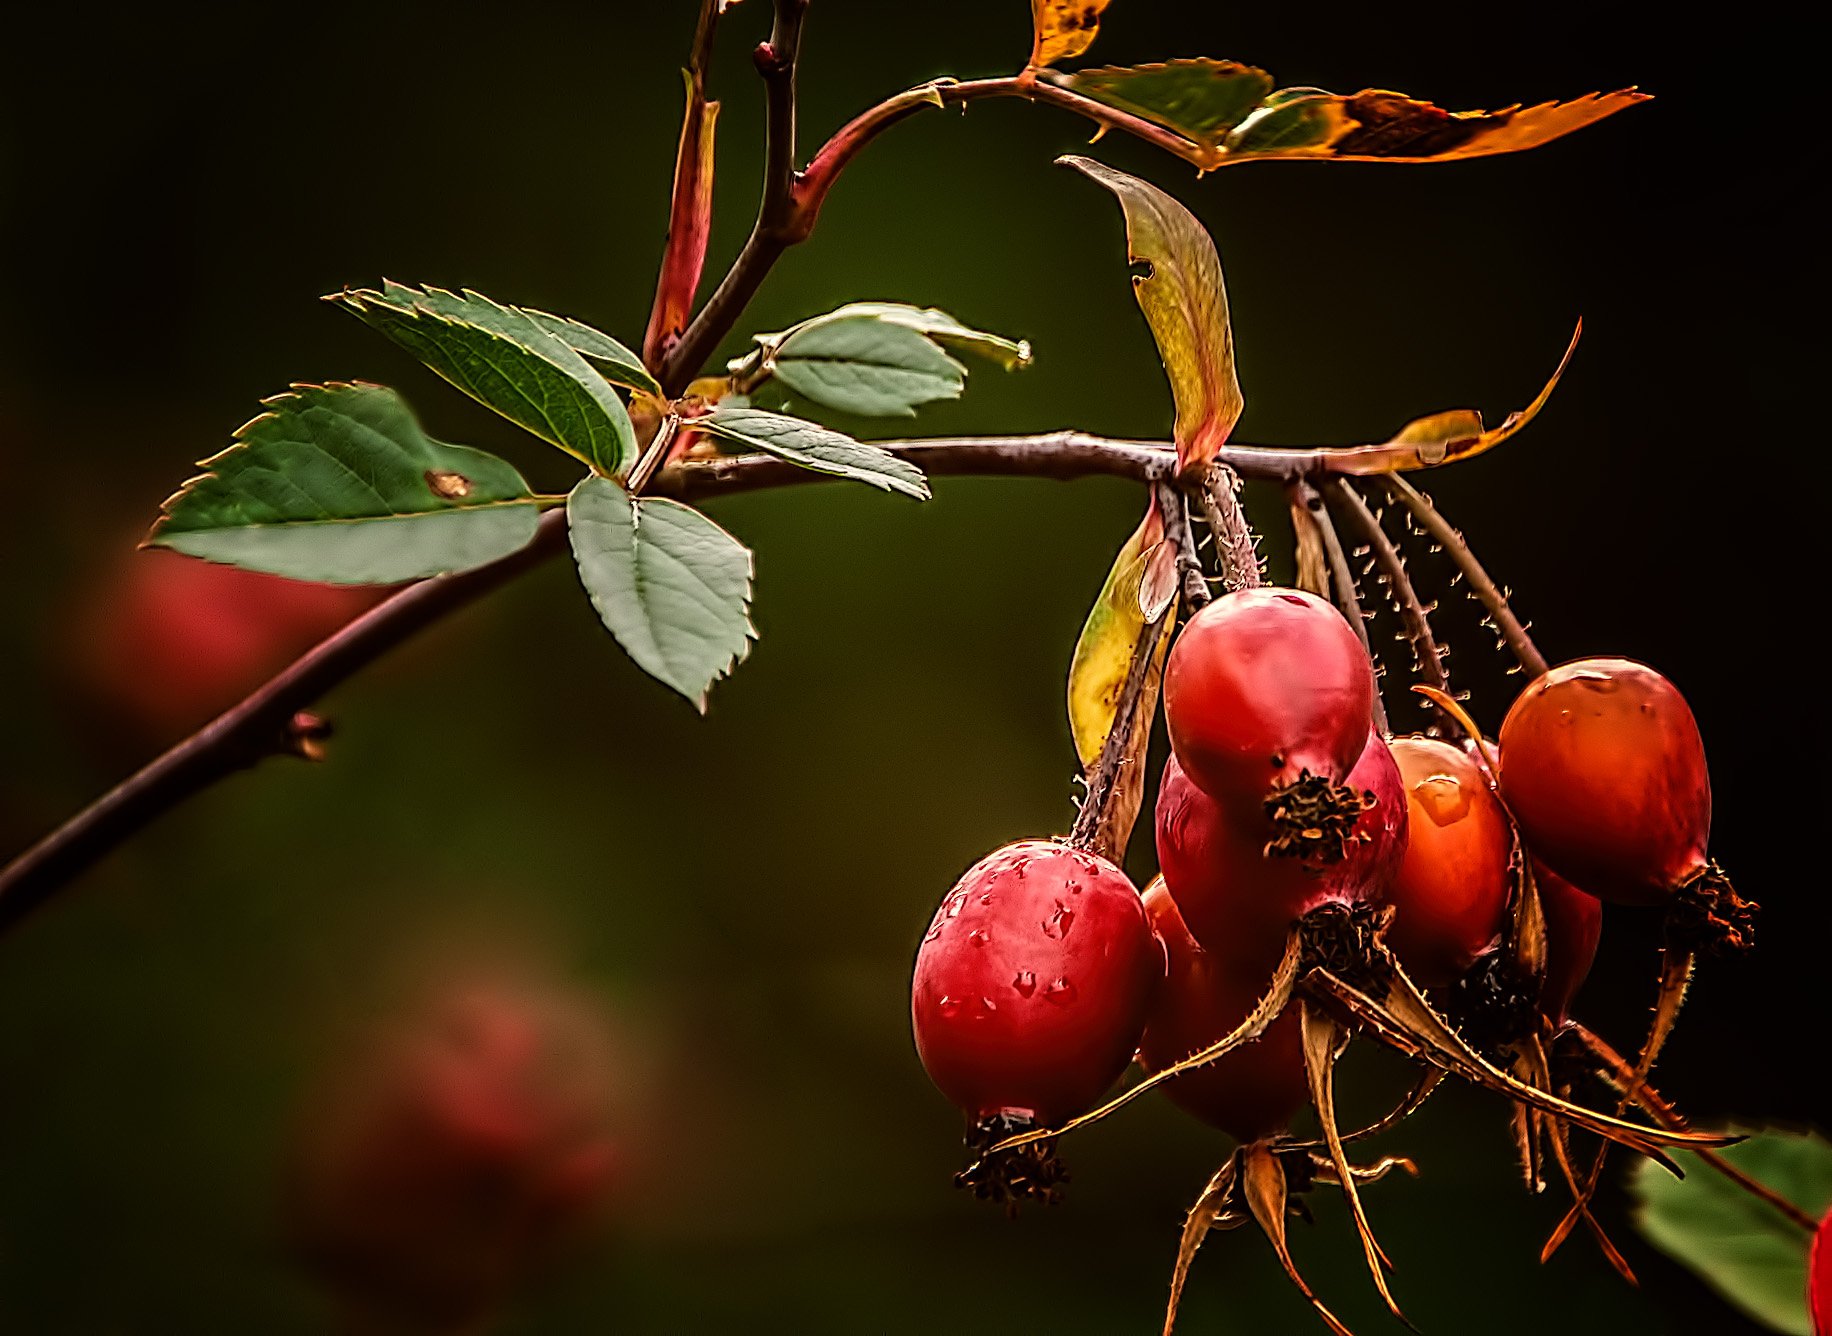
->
[522,310,661,397]
[769,316,966,417]
[331,283,638,475]
[1060,155,1242,470]
[1060,60,1275,149]
[1634,1130,1832,1336]
[814,302,1033,371]
[733,302,1031,417]
[698,408,931,500]
[567,476,755,709]
[148,382,541,584]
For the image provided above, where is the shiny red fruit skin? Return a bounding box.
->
[1137,880,1307,1142]
[1498,658,1710,905]
[912,840,1162,1125]
[1163,587,1376,802]
[1156,732,1409,978]
[1381,736,1512,987]
[1535,857,1602,1022]
[1811,1207,1832,1336]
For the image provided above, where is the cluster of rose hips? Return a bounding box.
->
[910,572,1746,1328]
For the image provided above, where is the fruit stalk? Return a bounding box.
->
[1291,479,1387,734]
[1380,476,1546,679]
[1327,478,1449,701]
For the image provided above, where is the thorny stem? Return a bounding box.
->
[1193,462,1262,592]
[1294,479,1388,735]
[1327,478,1450,705]
[1381,476,1547,680]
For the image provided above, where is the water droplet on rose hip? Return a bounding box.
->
[979,892,994,906]
[1041,903,1075,940]
[1044,978,1077,1005]
[945,892,966,919]
[938,996,963,1019]
[1413,775,1470,827]
[968,928,990,948]
[1012,971,1037,997]
[978,996,997,1016]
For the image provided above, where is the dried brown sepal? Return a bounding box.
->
[1309,1152,1419,1189]
[1301,961,1738,1160]
[953,1113,1068,1215]
[1242,1141,1357,1336]
[1164,1153,1248,1336]
[986,930,1305,1157]
[1510,846,1549,984]
[1508,1048,1546,1195]
[1667,862,1756,957]
[1285,1066,1446,1154]
[1264,771,1376,862]
[1298,901,1395,999]
[1538,1070,1640,1285]
[1300,1002,1413,1329]
[1570,1021,1822,1234]
[1546,946,1696,1261]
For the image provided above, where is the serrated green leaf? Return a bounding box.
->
[770,317,966,417]
[332,283,638,475]
[567,476,755,709]
[1061,60,1275,149]
[148,382,540,584]
[1634,1131,1832,1336]
[698,408,930,499]
[813,303,1033,371]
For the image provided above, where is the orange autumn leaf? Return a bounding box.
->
[1029,0,1111,69]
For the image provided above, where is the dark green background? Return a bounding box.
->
[1,3,1823,1332]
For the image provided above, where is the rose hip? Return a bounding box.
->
[1380,736,1512,987]
[1156,732,1408,977]
[911,840,1162,1130]
[1498,658,1711,905]
[1136,878,1308,1143]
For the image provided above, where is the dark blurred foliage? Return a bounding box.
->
[1,2,1825,1332]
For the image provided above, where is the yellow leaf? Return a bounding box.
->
[1061,155,1242,470]
[1317,321,1581,474]
[1029,0,1112,69]
[1066,497,1176,769]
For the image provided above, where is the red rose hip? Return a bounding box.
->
[912,839,1162,1191]
[1164,587,1375,800]
[1498,658,1710,905]
[1136,878,1308,1143]
[1536,857,1602,1022]
[1380,736,1512,987]
[1156,732,1408,978]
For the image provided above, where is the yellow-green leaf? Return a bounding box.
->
[1060,155,1242,470]
[1067,499,1177,769]
[1029,0,1111,69]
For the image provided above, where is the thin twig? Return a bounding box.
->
[0,436,1175,929]
[1326,478,1449,700]
[1160,479,1210,612]
[1293,479,1387,735]
[1381,476,1547,680]
[658,0,810,395]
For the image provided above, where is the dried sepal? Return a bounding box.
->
[988,929,1304,1156]
[1299,1001,1412,1328]
[1242,1142,1357,1336]
[1164,1153,1247,1336]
